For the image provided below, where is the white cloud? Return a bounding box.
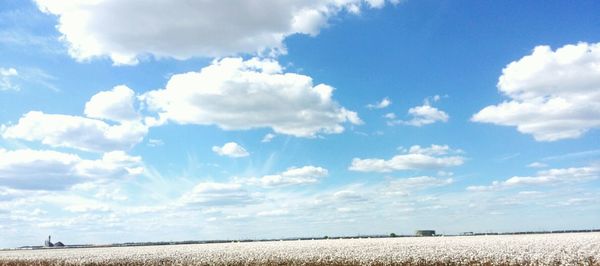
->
[388,176,453,190]
[0,149,142,190]
[365,0,387,8]
[2,111,147,152]
[0,67,18,91]
[557,197,597,207]
[147,138,164,147]
[84,85,139,122]
[383,113,396,119]
[467,166,599,192]
[542,149,600,162]
[212,142,249,158]
[179,182,258,206]
[64,202,111,213]
[77,150,144,177]
[472,42,600,141]
[367,97,391,109]
[261,133,276,143]
[466,181,502,192]
[142,57,361,137]
[527,162,548,168]
[384,176,453,195]
[332,190,368,202]
[387,96,449,127]
[72,183,129,201]
[407,144,453,156]
[246,166,328,187]
[349,144,464,172]
[0,67,58,92]
[504,167,598,186]
[256,209,289,217]
[34,0,398,65]
[429,95,441,103]
[0,29,57,49]
[0,186,36,201]
[1,68,17,75]
[397,105,449,126]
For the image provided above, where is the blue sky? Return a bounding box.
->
[1,0,599,247]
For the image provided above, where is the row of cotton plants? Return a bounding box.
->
[1,233,599,265]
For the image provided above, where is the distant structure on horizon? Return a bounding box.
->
[44,235,65,248]
[44,235,54,247]
[415,230,436,237]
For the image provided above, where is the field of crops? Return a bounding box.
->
[1,232,599,265]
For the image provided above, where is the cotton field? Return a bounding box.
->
[1,233,599,265]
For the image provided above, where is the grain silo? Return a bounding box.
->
[44,235,54,247]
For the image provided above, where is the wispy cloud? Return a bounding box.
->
[0,67,19,91]
[542,149,600,162]
[0,30,65,55]
[0,66,59,92]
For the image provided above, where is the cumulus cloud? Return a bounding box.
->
[245,166,328,187]
[84,85,139,122]
[367,97,391,109]
[0,67,18,91]
[402,105,449,126]
[212,142,250,158]
[387,96,449,126]
[0,149,142,190]
[472,42,600,141]
[142,57,361,137]
[467,166,599,192]
[179,182,258,206]
[349,144,464,172]
[2,111,147,152]
[34,0,398,65]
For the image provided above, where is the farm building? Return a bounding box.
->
[43,235,65,248]
[44,236,54,247]
[415,230,436,236]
